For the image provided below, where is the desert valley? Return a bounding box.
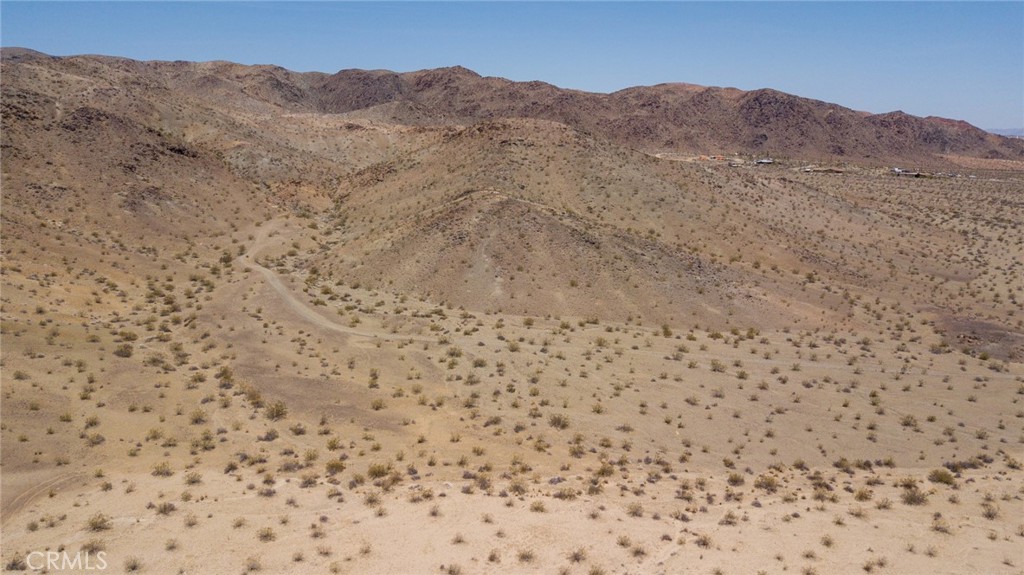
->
[1,48,1023,574]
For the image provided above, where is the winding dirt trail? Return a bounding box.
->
[239,220,471,444]
[239,222,432,343]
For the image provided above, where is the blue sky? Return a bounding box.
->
[2,2,1021,129]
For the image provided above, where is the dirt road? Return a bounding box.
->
[239,222,433,343]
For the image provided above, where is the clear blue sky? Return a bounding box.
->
[2,2,1022,129]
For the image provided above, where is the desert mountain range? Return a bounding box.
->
[5,47,1021,164]
[2,49,1022,574]
[3,48,1022,334]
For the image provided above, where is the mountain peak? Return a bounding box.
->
[431,65,480,77]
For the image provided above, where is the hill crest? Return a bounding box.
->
[4,47,1019,164]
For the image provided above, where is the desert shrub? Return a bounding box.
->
[4,555,27,571]
[86,513,112,531]
[82,539,106,553]
[982,502,1000,520]
[265,401,288,421]
[943,455,990,473]
[626,502,643,517]
[719,511,739,526]
[367,462,391,479]
[901,487,928,506]
[927,469,956,486]
[548,413,570,430]
[754,474,779,493]
[553,487,577,500]
[324,459,346,476]
[509,479,527,495]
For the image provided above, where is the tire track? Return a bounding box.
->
[2,471,87,526]
[239,222,433,343]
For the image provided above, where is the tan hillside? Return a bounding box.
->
[2,50,1023,575]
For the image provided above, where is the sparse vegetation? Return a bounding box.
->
[2,46,1021,575]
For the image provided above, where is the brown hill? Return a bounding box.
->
[313,65,1022,164]
[5,49,1019,165]
[3,48,1021,334]
[315,118,761,324]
